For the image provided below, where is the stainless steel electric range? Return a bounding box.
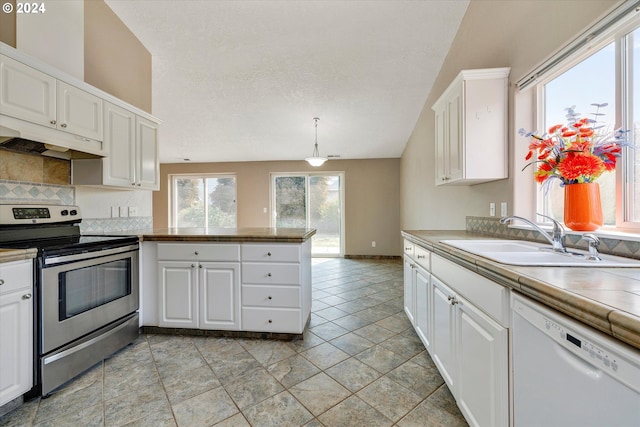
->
[0,204,140,397]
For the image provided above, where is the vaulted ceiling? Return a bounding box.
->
[105,0,469,163]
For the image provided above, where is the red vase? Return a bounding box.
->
[564,183,603,231]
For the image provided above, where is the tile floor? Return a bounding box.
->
[0,258,468,427]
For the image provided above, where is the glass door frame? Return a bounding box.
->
[269,172,345,257]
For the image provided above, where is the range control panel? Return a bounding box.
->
[0,204,81,225]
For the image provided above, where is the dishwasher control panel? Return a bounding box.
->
[512,293,640,394]
[543,316,620,372]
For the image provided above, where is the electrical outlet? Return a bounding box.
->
[489,203,496,217]
[372,241,376,248]
[129,206,138,217]
[263,207,267,214]
[119,206,128,217]
[111,206,119,218]
[500,202,508,217]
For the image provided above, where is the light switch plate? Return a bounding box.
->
[111,207,119,218]
[500,202,508,217]
[489,203,496,217]
[119,206,128,217]
[129,207,138,217]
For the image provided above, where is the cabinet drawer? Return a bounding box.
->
[414,246,430,271]
[432,253,509,326]
[403,240,415,257]
[241,307,302,333]
[242,244,301,262]
[242,263,300,285]
[242,285,300,308]
[157,243,240,261]
[0,260,33,295]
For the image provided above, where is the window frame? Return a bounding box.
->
[532,14,640,232]
[169,173,237,228]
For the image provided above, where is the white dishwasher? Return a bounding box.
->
[511,293,640,427]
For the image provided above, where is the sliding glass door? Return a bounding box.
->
[272,173,344,257]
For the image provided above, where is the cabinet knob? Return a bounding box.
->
[199,264,202,269]
[131,183,136,186]
[60,123,67,128]
[268,319,273,323]
[447,295,454,301]
[50,120,56,125]
[191,264,195,268]
[194,251,199,255]
[0,279,4,285]
[267,273,272,277]
[268,296,272,300]
[267,252,272,256]
[22,293,32,300]
[136,183,142,187]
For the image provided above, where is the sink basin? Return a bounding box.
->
[440,240,640,267]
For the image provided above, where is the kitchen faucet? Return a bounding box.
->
[500,214,570,253]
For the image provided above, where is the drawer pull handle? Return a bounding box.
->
[0,279,4,285]
[267,252,272,256]
[194,251,199,255]
[405,247,411,251]
[417,255,425,259]
[268,319,272,323]
[22,293,32,300]
[267,273,272,277]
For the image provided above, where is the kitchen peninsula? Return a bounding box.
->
[139,228,315,339]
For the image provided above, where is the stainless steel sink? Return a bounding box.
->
[440,240,640,267]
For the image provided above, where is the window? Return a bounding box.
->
[171,174,237,228]
[271,173,344,256]
[535,15,640,230]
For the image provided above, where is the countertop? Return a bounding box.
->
[123,227,316,243]
[402,230,640,350]
[0,248,37,263]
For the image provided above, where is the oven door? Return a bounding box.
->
[40,245,139,354]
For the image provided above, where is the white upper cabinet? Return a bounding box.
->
[0,53,104,153]
[432,68,510,186]
[73,102,160,190]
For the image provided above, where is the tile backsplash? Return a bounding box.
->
[0,179,75,204]
[0,179,152,234]
[467,216,640,260]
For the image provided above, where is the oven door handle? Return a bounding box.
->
[44,244,139,266]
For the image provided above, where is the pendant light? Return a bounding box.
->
[305,117,327,167]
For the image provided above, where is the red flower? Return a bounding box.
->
[548,124,563,134]
[534,162,554,183]
[557,153,604,181]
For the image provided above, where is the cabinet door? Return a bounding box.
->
[0,54,56,127]
[199,262,240,330]
[445,82,464,183]
[434,105,447,184]
[414,266,431,352]
[56,81,103,141]
[135,116,160,190]
[0,290,33,407]
[431,276,455,388]
[456,296,509,427]
[158,262,197,328]
[403,256,415,325]
[103,102,136,187]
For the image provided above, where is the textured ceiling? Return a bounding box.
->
[104,0,469,164]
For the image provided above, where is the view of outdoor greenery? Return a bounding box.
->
[274,175,341,255]
[174,176,237,228]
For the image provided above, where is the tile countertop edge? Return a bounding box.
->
[0,248,37,263]
[401,230,640,350]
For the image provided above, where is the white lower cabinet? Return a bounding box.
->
[0,260,33,407]
[149,241,311,334]
[157,244,241,330]
[404,239,509,427]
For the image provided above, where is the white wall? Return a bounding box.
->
[75,186,153,219]
[16,0,84,80]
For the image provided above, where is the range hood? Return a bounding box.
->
[0,115,105,159]
[0,136,72,160]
